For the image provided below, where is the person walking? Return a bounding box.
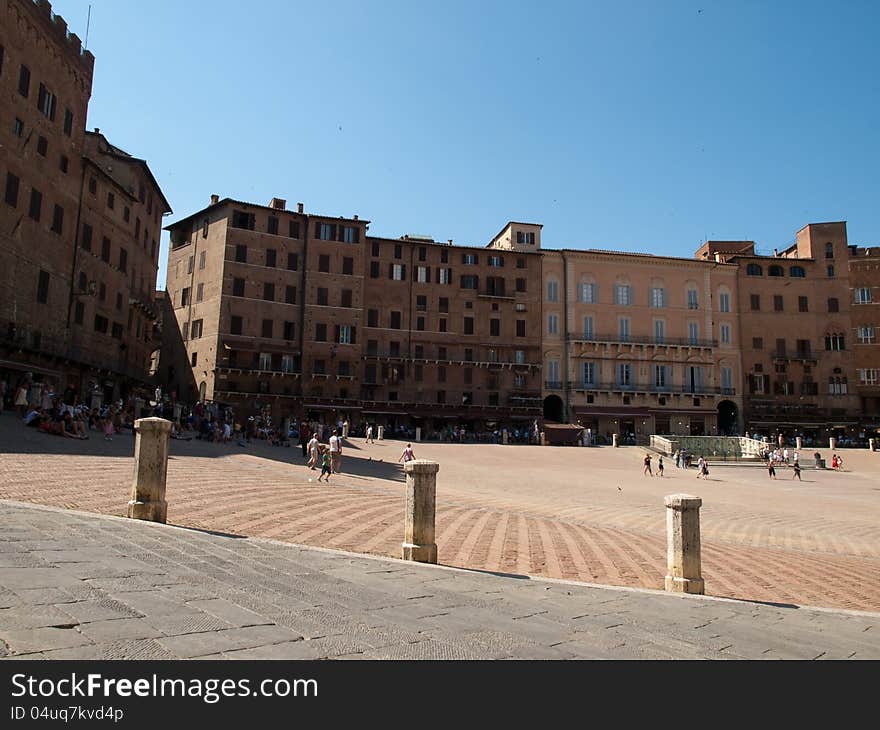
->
[657,456,664,477]
[643,453,653,477]
[329,429,342,474]
[399,443,416,463]
[14,381,29,418]
[307,433,320,469]
[792,461,802,481]
[768,460,776,479]
[365,423,374,443]
[317,447,332,483]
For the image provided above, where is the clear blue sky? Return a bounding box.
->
[52,0,880,289]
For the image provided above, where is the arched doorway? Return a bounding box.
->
[718,400,738,435]
[198,381,207,403]
[543,394,564,423]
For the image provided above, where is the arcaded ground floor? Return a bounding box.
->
[1,414,879,613]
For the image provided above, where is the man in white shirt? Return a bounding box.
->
[329,430,342,474]
[307,434,320,469]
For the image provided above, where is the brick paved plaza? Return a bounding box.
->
[1,416,879,613]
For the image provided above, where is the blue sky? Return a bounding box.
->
[52,0,880,289]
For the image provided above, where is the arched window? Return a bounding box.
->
[546,278,559,302]
[579,277,597,303]
[789,266,806,278]
[768,265,785,277]
[825,242,834,259]
[746,263,762,276]
[718,287,731,313]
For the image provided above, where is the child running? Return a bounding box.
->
[318,447,332,483]
[657,456,664,477]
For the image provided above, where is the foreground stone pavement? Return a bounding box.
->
[0,502,877,660]
[2,416,879,612]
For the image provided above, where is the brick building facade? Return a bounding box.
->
[0,0,169,407]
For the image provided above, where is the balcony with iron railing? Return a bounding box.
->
[568,334,718,348]
[566,380,736,396]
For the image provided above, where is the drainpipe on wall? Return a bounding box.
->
[562,251,570,422]
[297,214,310,403]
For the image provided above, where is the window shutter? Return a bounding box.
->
[334,325,340,343]
[337,225,344,242]
[435,267,440,283]
[426,266,431,281]
[49,94,57,121]
[354,228,360,243]
[37,83,46,111]
[350,326,357,344]
[315,222,322,238]
[401,265,406,280]
[388,263,394,279]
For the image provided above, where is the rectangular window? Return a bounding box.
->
[235,244,247,263]
[753,337,763,350]
[855,288,873,304]
[462,253,478,265]
[74,301,84,325]
[774,295,784,311]
[230,316,243,335]
[80,223,92,251]
[341,289,353,308]
[721,323,731,344]
[187,256,194,274]
[392,264,405,280]
[99,283,106,301]
[196,283,204,302]
[776,337,787,356]
[262,319,274,338]
[416,316,425,331]
[267,216,279,235]
[439,318,447,332]
[390,311,402,329]
[4,173,19,207]
[318,254,330,273]
[464,317,474,335]
[287,252,298,270]
[719,292,730,312]
[490,319,501,337]
[370,261,380,278]
[283,321,295,341]
[199,250,206,270]
[516,319,526,337]
[101,237,111,262]
[617,363,632,387]
[28,189,42,221]
[798,296,808,312]
[50,204,63,234]
[191,319,203,339]
[289,220,300,238]
[416,266,429,282]
[516,278,527,293]
[342,257,354,275]
[439,297,449,313]
[313,359,326,375]
[460,275,478,289]
[18,64,30,97]
[653,365,667,388]
[416,295,428,311]
[59,155,69,173]
[688,322,699,344]
[614,284,632,306]
[650,287,666,308]
[438,268,451,284]
[687,289,699,309]
[266,248,277,267]
[338,325,353,344]
[582,362,596,386]
[653,319,664,343]
[750,294,761,311]
[64,108,74,136]
[618,317,631,342]
[367,309,379,327]
[371,241,380,257]
[232,210,255,230]
[317,223,336,240]
[394,244,403,259]
[548,314,559,335]
[180,287,190,306]
[857,326,875,344]
[94,315,108,334]
[488,255,503,267]
[316,287,328,306]
[547,280,559,302]
[258,352,272,371]
[859,369,879,385]
[721,367,733,392]
[263,282,275,301]
[36,270,49,303]
[828,297,839,313]
[343,226,358,243]
[285,285,297,304]
[233,278,245,297]
[107,192,115,210]
[37,135,48,156]
[13,117,24,137]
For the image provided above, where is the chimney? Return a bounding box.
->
[353,214,358,221]
[269,197,287,211]
[210,194,219,205]
[93,127,100,134]
[773,248,779,257]
[714,252,721,263]
[448,239,453,245]
[297,202,304,214]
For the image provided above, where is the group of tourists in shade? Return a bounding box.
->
[3,376,131,441]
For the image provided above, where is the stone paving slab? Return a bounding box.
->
[0,500,878,660]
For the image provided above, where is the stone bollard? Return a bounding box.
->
[540,431,546,446]
[502,429,508,445]
[664,494,704,594]
[870,438,876,452]
[416,426,422,442]
[612,433,619,448]
[127,417,172,523]
[796,436,803,451]
[377,425,384,441]
[402,460,439,563]
[829,436,836,450]
[342,422,349,438]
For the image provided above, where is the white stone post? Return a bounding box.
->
[402,460,439,564]
[612,433,619,448]
[127,417,172,523]
[829,436,837,450]
[342,421,349,438]
[502,429,508,445]
[415,426,422,442]
[796,436,803,451]
[870,438,876,452]
[377,425,384,441]
[664,493,704,595]
[540,431,546,446]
